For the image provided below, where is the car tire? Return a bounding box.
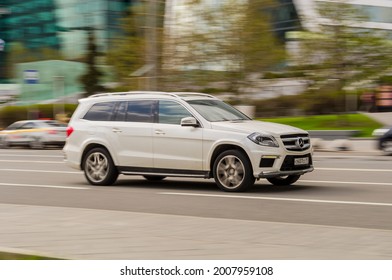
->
[380,140,392,154]
[213,149,255,192]
[0,139,9,149]
[83,147,118,186]
[30,137,45,149]
[267,175,301,186]
[143,175,166,181]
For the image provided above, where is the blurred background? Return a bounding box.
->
[0,0,392,128]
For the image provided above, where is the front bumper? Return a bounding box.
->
[257,166,314,179]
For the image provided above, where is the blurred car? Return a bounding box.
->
[0,120,67,149]
[372,126,392,153]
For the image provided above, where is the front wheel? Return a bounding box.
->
[83,148,118,186]
[0,138,9,149]
[380,140,392,154]
[213,150,255,192]
[267,175,300,186]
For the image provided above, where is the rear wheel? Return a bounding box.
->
[267,175,300,186]
[83,148,118,186]
[213,150,255,192]
[30,137,45,149]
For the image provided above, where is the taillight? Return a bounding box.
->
[66,126,74,137]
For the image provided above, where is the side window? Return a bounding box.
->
[158,100,192,125]
[126,100,156,123]
[20,122,36,129]
[83,102,116,121]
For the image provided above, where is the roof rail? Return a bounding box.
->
[170,92,216,99]
[88,91,170,98]
[88,91,217,99]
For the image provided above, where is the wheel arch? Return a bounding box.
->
[81,143,115,169]
[209,144,253,177]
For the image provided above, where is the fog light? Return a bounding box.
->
[259,155,279,168]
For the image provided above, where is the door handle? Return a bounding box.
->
[155,130,165,135]
[112,128,122,133]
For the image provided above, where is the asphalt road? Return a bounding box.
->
[0,148,392,259]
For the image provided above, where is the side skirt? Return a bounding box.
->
[118,166,211,179]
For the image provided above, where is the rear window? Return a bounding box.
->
[83,102,116,121]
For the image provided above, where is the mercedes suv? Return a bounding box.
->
[63,91,313,192]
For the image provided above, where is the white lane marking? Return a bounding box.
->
[159,192,392,207]
[0,160,63,164]
[316,167,391,172]
[0,168,81,174]
[0,182,89,190]
[0,154,63,158]
[313,155,381,158]
[301,180,392,186]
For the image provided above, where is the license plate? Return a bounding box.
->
[294,157,309,166]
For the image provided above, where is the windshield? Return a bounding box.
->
[187,100,251,122]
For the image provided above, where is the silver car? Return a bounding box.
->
[0,120,67,149]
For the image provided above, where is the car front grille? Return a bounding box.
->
[280,134,311,151]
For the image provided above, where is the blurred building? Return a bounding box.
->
[293,0,392,34]
[2,0,392,102]
[0,0,134,101]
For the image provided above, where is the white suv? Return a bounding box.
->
[63,91,313,192]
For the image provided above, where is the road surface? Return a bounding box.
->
[0,148,391,259]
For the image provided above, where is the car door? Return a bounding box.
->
[153,100,203,171]
[109,100,155,168]
[16,121,37,144]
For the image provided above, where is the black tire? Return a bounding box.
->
[213,149,255,192]
[83,147,118,186]
[380,140,392,155]
[267,175,301,186]
[30,137,45,149]
[143,175,166,181]
[0,139,9,149]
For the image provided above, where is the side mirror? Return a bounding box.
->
[180,117,199,127]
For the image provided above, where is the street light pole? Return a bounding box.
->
[145,0,158,90]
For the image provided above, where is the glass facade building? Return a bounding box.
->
[0,0,133,82]
[271,0,302,41]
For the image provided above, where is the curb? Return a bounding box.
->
[311,138,379,153]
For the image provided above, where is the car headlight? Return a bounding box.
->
[247,132,279,148]
[372,128,389,137]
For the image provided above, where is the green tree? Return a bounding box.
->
[294,1,392,112]
[3,42,64,80]
[79,29,105,97]
[162,0,284,97]
[106,5,147,90]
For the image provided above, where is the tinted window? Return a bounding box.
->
[126,100,155,123]
[20,122,36,129]
[158,100,192,125]
[83,102,116,121]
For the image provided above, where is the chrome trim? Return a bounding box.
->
[257,167,314,178]
[280,135,311,151]
[121,171,209,178]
